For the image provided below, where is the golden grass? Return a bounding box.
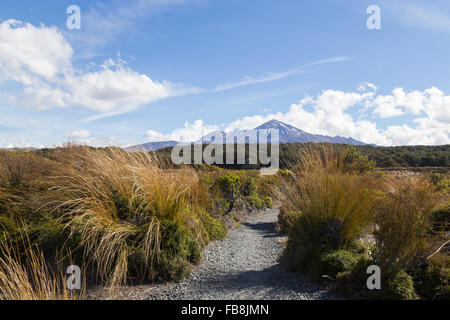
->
[374,176,441,269]
[278,145,381,249]
[0,150,54,190]
[0,236,85,300]
[51,146,205,288]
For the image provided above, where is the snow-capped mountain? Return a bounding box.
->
[198,120,366,145]
[126,120,366,151]
[255,120,366,145]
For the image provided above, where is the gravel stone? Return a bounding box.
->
[140,208,336,300]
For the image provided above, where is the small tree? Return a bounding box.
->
[241,177,257,197]
[217,173,241,214]
[343,146,375,175]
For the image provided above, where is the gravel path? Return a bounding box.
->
[141,208,334,300]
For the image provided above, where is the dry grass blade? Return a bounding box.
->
[0,235,85,300]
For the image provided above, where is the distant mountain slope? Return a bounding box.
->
[126,120,367,151]
[125,140,179,152]
[255,120,366,145]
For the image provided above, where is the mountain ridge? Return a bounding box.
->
[125,119,367,151]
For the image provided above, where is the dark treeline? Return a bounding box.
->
[154,143,450,169]
[355,144,449,167]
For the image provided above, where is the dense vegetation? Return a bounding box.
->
[277,146,449,300]
[0,146,273,299]
[0,144,448,300]
[155,143,450,170]
[355,145,450,168]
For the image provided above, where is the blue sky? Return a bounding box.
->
[0,0,449,147]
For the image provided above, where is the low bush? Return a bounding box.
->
[0,150,54,191]
[217,173,241,214]
[343,146,376,175]
[414,254,449,300]
[199,210,227,243]
[426,172,450,192]
[373,177,438,270]
[263,196,273,208]
[278,146,380,276]
[340,266,418,300]
[431,203,450,232]
[382,269,418,300]
[335,256,374,297]
[320,250,363,278]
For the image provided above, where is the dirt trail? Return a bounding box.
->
[135,208,333,300]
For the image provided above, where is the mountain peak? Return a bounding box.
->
[255,119,294,130]
[261,119,284,126]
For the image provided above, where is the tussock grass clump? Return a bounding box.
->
[278,146,380,276]
[0,236,84,300]
[52,146,223,288]
[373,176,439,270]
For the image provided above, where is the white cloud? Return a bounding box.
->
[0,20,73,84]
[61,130,124,147]
[358,82,378,92]
[213,56,349,92]
[423,87,450,124]
[146,120,219,142]
[1,137,45,149]
[67,67,171,114]
[0,20,349,120]
[0,20,190,116]
[372,88,425,118]
[144,84,449,146]
[67,130,90,139]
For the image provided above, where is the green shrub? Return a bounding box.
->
[415,254,449,300]
[343,146,375,175]
[341,267,418,300]
[199,210,227,242]
[426,173,450,192]
[320,250,363,278]
[263,196,273,208]
[383,269,418,300]
[217,173,241,214]
[241,177,257,197]
[199,175,214,188]
[245,194,265,209]
[431,203,450,232]
[241,176,270,210]
[335,256,374,297]
[160,219,201,263]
